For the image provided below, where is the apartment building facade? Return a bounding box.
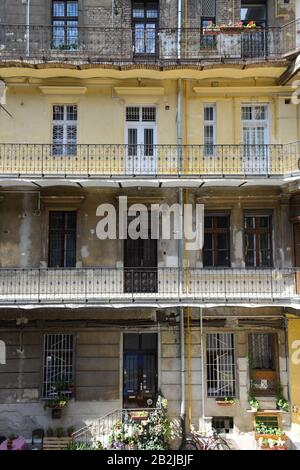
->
[0,0,300,447]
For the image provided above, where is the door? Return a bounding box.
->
[48,211,77,267]
[294,223,300,293]
[242,105,269,174]
[125,106,157,175]
[124,228,158,293]
[123,333,158,408]
[241,1,267,58]
[132,1,159,57]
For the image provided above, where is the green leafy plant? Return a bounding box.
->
[44,397,69,410]
[249,395,260,411]
[66,441,105,450]
[55,427,65,438]
[276,384,289,412]
[108,393,172,450]
[67,426,75,437]
[46,427,54,437]
[224,396,235,405]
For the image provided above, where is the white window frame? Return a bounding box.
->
[206,332,236,398]
[52,104,77,156]
[125,105,157,175]
[241,104,269,145]
[203,103,216,157]
[43,333,75,398]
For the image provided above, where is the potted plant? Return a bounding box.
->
[44,396,69,419]
[219,21,244,34]
[249,396,260,412]
[6,434,15,450]
[257,436,288,451]
[46,427,54,437]
[215,396,236,406]
[67,426,75,437]
[276,385,289,412]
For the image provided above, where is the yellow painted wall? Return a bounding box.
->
[288,316,300,438]
[0,78,299,176]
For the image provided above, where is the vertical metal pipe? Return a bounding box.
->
[200,307,205,431]
[26,0,31,57]
[177,0,182,59]
[179,307,186,433]
[112,0,115,28]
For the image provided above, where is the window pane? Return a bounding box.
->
[67,105,77,121]
[126,107,140,122]
[53,105,64,121]
[142,107,156,122]
[53,2,65,17]
[133,3,145,18]
[204,106,214,121]
[67,1,78,17]
[124,333,140,350]
[141,333,157,350]
[250,334,275,370]
[43,334,74,398]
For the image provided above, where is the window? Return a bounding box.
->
[249,333,278,395]
[244,213,272,267]
[241,1,267,27]
[212,417,234,435]
[52,1,78,49]
[201,18,217,50]
[242,105,269,172]
[48,211,77,267]
[52,104,77,156]
[43,334,74,398]
[203,104,216,156]
[206,333,236,398]
[132,1,159,55]
[203,213,230,267]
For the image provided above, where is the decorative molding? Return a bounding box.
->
[39,86,87,95]
[114,87,165,97]
[41,196,85,207]
[193,86,294,97]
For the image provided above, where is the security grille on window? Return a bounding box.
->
[212,417,234,434]
[203,213,230,267]
[52,1,78,50]
[43,334,74,398]
[201,0,216,17]
[249,333,278,395]
[207,333,236,397]
[244,213,272,267]
[203,104,216,156]
[242,104,269,173]
[52,104,77,156]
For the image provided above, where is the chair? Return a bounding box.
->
[31,429,44,450]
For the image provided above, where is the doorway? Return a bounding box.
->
[123,332,158,408]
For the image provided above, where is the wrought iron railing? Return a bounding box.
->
[72,408,160,449]
[0,23,298,62]
[0,142,299,178]
[0,267,298,304]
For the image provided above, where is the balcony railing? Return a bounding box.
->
[0,23,298,62]
[0,268,298,305]
[0,143,299,179]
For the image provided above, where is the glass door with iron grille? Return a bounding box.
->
[123,333,158,408]
[242,105,269,174]
[125,106,157,175]
[124,219,158,293]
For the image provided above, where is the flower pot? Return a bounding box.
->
[52,408,62,419]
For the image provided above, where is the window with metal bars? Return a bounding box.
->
[52,104,77,156]
[48,211,77,267]
[249,333,278,395]
[203,104,216,156]
[244,213,273,267]
[201,0,216,17]
[203,213,230,267]
[52,1,78,50]
[206,333,236,398]
[43,334,74,398]
[212,417,234,434]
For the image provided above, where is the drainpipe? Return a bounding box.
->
[177,0,182,60]
[111,0,115,27]
[200,307,205,431]
[25,0,30,57]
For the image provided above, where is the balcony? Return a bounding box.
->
[0,22,298,64]
[0,143,299,180]
[0,268,298,306]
